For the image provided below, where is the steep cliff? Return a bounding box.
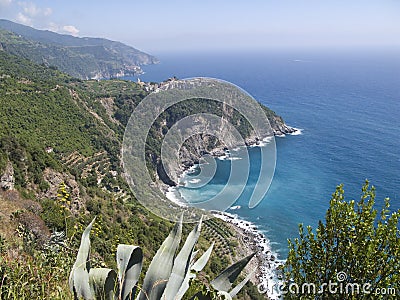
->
[138,86,296,185]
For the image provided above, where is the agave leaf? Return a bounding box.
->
[137,215,183,300]
[175,244,204,300]
[191,242,214,272]
[211,253,256,292]
[162,216,203,299]
[229,268,256,298]
[174,271,196,300]
[176,243,214,299]
[117,245,143,300]
[89,268,117,300]
[69,217,96,300]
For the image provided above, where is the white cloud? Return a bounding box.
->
[0,0,12,7]
[16,12,32,25]
[11,1,78,37]
[46,21,59,32]
[62,25,79,36]
[19,1,39,17]
[43,22,80,37]
[18,1,52,17]
[13,2,54,29]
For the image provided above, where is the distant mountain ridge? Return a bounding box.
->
[0,19,158,79]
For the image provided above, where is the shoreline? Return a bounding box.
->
[163,128,302,298]
[165,127,303,207]
[213,211,284,300]
[175,126,302,182]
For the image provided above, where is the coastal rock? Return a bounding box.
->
[270,115,297,136]
[146,79,298,186]
[213,211,284,300]
[0,161,14,191]
[173,116,296,177]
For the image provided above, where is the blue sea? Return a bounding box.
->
[126,49,400,258]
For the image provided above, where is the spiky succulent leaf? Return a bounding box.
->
[117,245,143,300]
[162,216,202,299]
[69,218,96,300]
[191,242,214,272]
[211,253,256,292]
[89,268,117,300]
[137,215,183,300]
[175,243,206,300]
[229,268,256,298]
[176,242,215,300]
[175,271,196,300]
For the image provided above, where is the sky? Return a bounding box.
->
[0,0,399,54]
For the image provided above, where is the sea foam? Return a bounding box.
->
[290,128,303,136]
[165,186,187,207]
[213,211,284,300]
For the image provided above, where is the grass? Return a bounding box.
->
[0,191,73,299]
[0,241,73,299]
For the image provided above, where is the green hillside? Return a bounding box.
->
[0,19,158,79]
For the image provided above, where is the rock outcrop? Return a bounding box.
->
[269,114,297,136]
[0,161,14,191]
[157,119,296,185]
[41,168,84,214]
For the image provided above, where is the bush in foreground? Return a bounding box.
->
[284,181,400,299]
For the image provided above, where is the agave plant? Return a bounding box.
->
[69,216,256,300]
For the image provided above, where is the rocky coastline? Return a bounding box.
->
[163,127,302,299]
[175,126,301,180]
[214,211,284,300]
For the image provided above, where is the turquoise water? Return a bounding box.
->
[127,49,400,257]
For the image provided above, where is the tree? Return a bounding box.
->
[283,181,400,299]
